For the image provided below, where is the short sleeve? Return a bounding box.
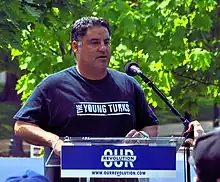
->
[13,86,49,129]
[133,80,159,130]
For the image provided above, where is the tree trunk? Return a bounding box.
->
[0,72,21,105]
[213,103,219,128]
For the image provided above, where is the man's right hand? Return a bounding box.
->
[124,129,149,144]
[14,120,64,156]
[126,129,144,137]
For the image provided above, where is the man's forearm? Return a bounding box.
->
[14,120,59,148]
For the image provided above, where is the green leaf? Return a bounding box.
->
[189,48,212,71]
[193,13,212,31]
[161,51,179,68]
[52,7,59,16]
[25,6,42,18]
[157,0,171,9]
[174,16,188,28]
[149,61,163,72]
[11,48,23,60]
[57,56,62,63]
[171,27,185,49]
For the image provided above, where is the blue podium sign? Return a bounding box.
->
[61,143,176,178]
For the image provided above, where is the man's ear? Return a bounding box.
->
[72,41,79,54]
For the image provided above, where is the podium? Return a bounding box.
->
[45,136,183,181]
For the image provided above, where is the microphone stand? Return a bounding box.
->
[137,72,192,182]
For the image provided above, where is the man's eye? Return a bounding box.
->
[91,41,100,44]
[105,41,110,45]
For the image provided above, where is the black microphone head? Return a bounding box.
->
[124,62,140,76]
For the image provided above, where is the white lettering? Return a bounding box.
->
[91,105,97,113]
[78,102,130,115]
[114,149,123,168]
[122,104,127,111]
[103,149,113,167]
[101,149,136,168]
[112,104,118,112]
[88,105,92,112]
[83,105,88,112]
[108,104,113,112]
[97,105,102,113]
[102,105,107,113]
[125,149,134,167]
[126,104,130,112]
[118,104,122,112]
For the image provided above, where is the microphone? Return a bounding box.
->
[124,62,142,76]
[124,62,191,129]
[124,62,193,182]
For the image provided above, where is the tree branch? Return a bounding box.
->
[21,0,46,11]
[172,70,219,86]
[180,82,197,90]
[59,42,65,58]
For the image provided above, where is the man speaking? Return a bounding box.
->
[13,16,159,182]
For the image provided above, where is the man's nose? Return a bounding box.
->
[98,42,107,52]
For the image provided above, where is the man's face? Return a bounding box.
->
[73,26,111,70]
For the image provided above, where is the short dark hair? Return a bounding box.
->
[71,16,111,42]
[193,128,220,182]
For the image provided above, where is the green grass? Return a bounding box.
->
[0,82,4,93]
[0,82,19,139]
[155,109,179,125]
[196,97,214,121]
[0,103,19,139]
[155,97,214,125]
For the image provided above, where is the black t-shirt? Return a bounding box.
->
[14,66,159,182]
